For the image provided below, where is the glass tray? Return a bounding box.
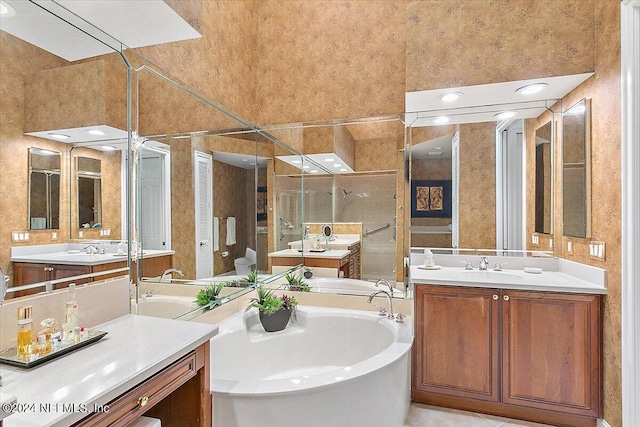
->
[0,329,108,368]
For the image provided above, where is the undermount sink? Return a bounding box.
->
[457,270,523,283]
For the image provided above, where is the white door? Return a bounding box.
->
[140,153,165,250]
[194,151,213,279]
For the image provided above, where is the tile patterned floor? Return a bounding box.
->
[405,403,555,427]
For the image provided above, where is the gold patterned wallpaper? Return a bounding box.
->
[253,0,408,124]
[406,0,596,91]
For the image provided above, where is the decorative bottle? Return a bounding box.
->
[17,306,33,358]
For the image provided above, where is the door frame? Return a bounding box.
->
[194,150,213,279]
[140,145,172,250]
[621,2,640,426]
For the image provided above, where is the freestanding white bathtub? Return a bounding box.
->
[210,305,413,427]
[132,295,198,319]
[304,277,405,297]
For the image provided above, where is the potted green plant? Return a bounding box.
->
[195,283,225,309]
[285,273,311,292]
[246,287,298,332]
[303,267,313,279]
[228,269,258,288]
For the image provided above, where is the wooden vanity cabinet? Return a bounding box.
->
[11,263,92,297]
[73,341,211,427]
[348,242,361,279]
[413,285,601,427]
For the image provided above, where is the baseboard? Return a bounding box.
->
[597,420,611,427]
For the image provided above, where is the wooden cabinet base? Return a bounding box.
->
[411,391,597,427]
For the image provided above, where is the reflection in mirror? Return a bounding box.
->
[76,156,102,228]
[535,121,553,234]
[563,99,591,238]
[29,148,61,230]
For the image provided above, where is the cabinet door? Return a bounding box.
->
[414,285,500,401]
[52,264,92,289]
[501,291,600,417]
[11,262,48,297]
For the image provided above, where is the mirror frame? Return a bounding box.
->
[534,120,554,236]
[562,98,592,239]
[28,148,61,230]
[76,156,103,229]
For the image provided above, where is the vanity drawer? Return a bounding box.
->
[75,350,198,427]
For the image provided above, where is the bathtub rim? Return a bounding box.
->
[210,305,413,397]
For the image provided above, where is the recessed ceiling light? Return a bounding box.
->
[48,133,70,140]
[565,103,586,115]
[30,148,56,155]
[439,92,464,103]
[340,168,347,172]
[87,129,106,136]
[435,146,442,150]
[427,151,443,156]
[0,1,16,17]
[324,158,335,162]
[433,116,450,124]
[333,164,341,168]
[302,165,310,169]
[494,111,517,120]
[291,160,301,164]
[241,159,248,162]
[516,83,548,95]
[101,146,117,151]
[310,170,318,173]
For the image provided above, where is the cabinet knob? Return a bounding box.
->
[503,295,510,301]
[492,295,499,300]
[137,396,149,407]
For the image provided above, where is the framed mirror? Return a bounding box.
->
[534,121,553,235]
[76,156,102,228]
[29,148,61,230]
[562,98,591,238]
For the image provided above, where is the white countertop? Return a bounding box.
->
[288,234,360,250]
[410,265,607,294]
[10,249,173,266]
[0,314,218,427]
[0,393,17,421]
[268,249,351,259]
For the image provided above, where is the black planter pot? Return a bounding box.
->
[304,271,313,279]
[259,308,292,332]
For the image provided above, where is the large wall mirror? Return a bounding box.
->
[405,74,593,256]
[534,121,553,235]
[76,156,102,228]
[29,148,61,230]
[562,98,591,238]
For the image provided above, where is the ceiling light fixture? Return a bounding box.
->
[340,168,347,172]
[0,1,16,17]
[48,133,70,140]
[101,146,117,151]
[302,165,310,169]
[87,129,106,136]
[324,158,335,162]
[439,92,464,103]
[494,111,517,120]
[433,116,450,124]
[291,160,301,164]
[310,170,318,173]
[241,159,248,162]
[427,151,443,156]
[333,164,341,168]
[515,83,548,95]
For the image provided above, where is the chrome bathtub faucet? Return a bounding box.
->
[160,268,184,282]
[368,289,394,320]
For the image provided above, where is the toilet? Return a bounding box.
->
[234,248,257,275]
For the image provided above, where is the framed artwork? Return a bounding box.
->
[411,180,452,218]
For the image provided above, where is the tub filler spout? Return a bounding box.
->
[367,289,394,320]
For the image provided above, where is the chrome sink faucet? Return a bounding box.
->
[479,257,490,271]
[84,244,99,254]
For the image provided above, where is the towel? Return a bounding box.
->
[213,217,219,251]
[226,216,236,246]
[30,217,46,229]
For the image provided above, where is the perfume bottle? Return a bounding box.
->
[36,318,56,356]
[17,306,33,358]
[62,284,78,342]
